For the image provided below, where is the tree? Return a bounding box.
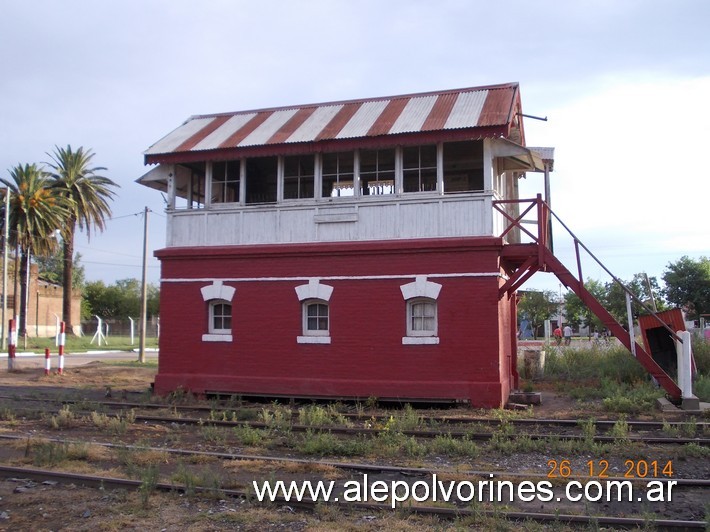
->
[1,164,71,336]
[605,273,665,324]
[82,278,159,321]
[36,250,85,288]
[47,145,119,334]
[518,290,557,339]
[662,256,710,320]
[564,278,607,333]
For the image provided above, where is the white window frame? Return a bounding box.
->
[302,299,329,337]
[406,297,437,337]
[201,280,235,342]
[400,276,441,345]
[295,279,333,344]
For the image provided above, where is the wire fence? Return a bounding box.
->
[79,317,160,342]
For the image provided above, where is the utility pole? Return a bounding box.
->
[1,188,9,349]
[138,206,149,363]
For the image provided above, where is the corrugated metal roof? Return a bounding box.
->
[144,82,520,161]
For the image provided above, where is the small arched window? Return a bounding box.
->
[209,300,232,334]
[303,299,329,337]
[407,297,437,337]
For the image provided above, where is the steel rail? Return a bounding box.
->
[0,464,705,529]
[1,434,708,487]
[0,394,705,431]
[128,413,710,445]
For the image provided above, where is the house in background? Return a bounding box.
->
[139,82,682,407]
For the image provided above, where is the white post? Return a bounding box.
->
[54,313,60,346]
[90,315,106,346]
[129,317,135,345]
[675,331,693,399]
[625,292,636,357]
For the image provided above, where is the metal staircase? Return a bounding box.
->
[494,195,683,401]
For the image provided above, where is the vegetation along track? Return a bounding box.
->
[0,463,706,530]
[2,393,709,446]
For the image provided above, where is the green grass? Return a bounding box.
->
[15,334,158,353]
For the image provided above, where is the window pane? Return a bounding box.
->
[284,155,315,200]
[212,161,240,203]
[306,302,328,332]
[360,148,395,196]
[245,157,278,203]
[211,302,232,332]
[322,152,354,198]
[403,145,437,193]
[443,140,484,193]
[410,300,436,333]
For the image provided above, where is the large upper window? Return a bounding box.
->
[443,140,484,193]
[322,152,355,198]
[403,145,437,193]
[359,148,395,195]
[284,155,315,200]
[245,156,278,204]
[212,160,240,203]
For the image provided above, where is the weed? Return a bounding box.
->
[578,418,596,441]
[258,403,291,430]
[680,418,698,438]
[234,425,267,447]
[139,464,159,508]
[610,417,630,441]
[47,405,79,430]
[0,407,16,422]
[680,442,710,458]
[694,374,710,402]
[429,434,479,457]
[365,395,379,410]
[89,411,133,435]
[298,404,348,427]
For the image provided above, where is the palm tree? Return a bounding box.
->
[1,163,71,337]
[47,145,119,334]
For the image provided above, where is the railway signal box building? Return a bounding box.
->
[139,82,556,407]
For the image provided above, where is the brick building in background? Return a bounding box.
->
[3,263,82,337]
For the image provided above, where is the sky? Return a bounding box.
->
[1,0,708,294]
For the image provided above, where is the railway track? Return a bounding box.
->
[2,394,708,446]
[0,463,705,529]
[1,433,708,487]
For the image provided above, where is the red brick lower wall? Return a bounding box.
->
[155,237,515,407]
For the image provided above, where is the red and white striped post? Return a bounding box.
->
[58,322,65,375]
[7,319,16,371]
[44,348,51,376]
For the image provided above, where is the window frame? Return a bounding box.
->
[406,297,438,337]
[302,299,330,337]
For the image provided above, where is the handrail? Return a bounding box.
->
[493,195,683,344]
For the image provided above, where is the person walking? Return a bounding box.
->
[563,325,572,346]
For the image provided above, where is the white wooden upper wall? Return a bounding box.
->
[167,193,501,248]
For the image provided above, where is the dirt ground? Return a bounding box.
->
[0,362,707,531]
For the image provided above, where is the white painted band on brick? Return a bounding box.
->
[402,336,440,345]
[202,334,233,342]
[163,272,504,283]
[297,336,332,344]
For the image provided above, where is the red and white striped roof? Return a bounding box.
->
[144,82,522,163]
